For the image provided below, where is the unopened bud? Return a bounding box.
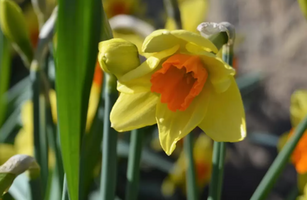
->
[98,38,140,78]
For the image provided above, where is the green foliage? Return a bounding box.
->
[56,0,102,199]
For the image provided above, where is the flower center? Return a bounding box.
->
[150,54,208,112]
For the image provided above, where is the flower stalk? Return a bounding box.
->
[125,129,144,200]
[100,73,118,200]
[184,133,198,200]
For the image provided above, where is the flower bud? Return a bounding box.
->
[98,38,140,78]
[0,0,33,64]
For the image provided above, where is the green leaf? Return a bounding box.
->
[56,0,102,200]
[79,96,104,199]
[0,26,10,127]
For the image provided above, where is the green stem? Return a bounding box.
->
[251,115,307,200]
[46,103,64,193]
[29,179,43,200]
[79,87,104,200]
[125,129,144,200]
[184,133,198,200]
[0,30,11,127]
[100,73,118,200]
[208,142,221,200]
[30,68,47,198]
[217,142,226,200]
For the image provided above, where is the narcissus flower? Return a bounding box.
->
[286,90,307,174]
[99,29,246,155]
[165,0,208,32]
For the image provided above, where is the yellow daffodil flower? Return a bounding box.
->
[165,0,208,32]
[281,90,307,174]
[278,90,307,197]
[0,144,16,165]
[161,134,212,196]
[99,29,246,155]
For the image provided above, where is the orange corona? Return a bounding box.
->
[150,54,208,112]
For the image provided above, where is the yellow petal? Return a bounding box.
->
[86,83,101,131]
[157,84,211,155]
[0,144,16,165]
[180,0,208,32]
[186,42,235,93]
[142,29,217,54]
[142,29,183,53]
[119,45,179,82]
[290,90,307,127]
[117,74,152,94]
[110,92,158,131]
[113,30,145,53]
[199,77,246,142]
[164,0,207,33]
[171,30,218,53]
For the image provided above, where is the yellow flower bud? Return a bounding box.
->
[0,0,33,64]
[98,38,140,78]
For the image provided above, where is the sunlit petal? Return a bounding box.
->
[110,92,158,131]
[117,74,152,94]
[199,77,246,142]
[142,29,183,53]
[186,42,235,93]
[171,30,218,53]
[157,84,211,155]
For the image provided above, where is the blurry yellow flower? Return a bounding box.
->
[161,134,212,197]
[0,144,16,165]
[279,90,307,174]
[99,29,246,155]
[278,90,307,198]
[165,0,208,32]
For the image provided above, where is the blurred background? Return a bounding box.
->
[1,0,306,199]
